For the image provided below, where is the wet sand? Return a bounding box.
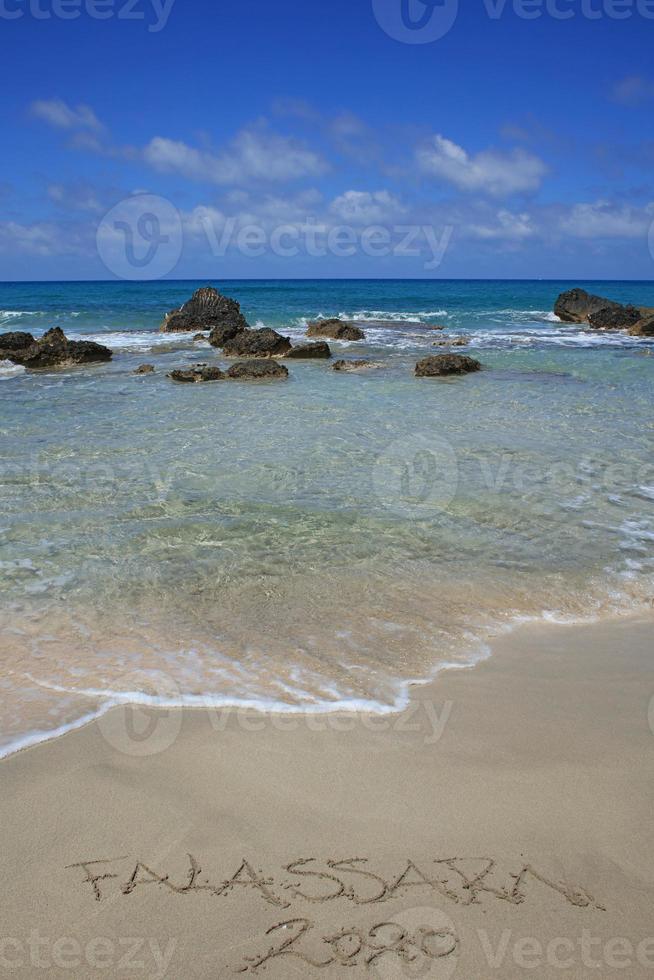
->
[1,615,653,978]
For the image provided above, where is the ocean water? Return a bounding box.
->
[1,279,653,757]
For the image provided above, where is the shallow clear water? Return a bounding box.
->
[1,279,653,756]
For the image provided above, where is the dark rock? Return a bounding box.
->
[306,318,365,341]
[631,316,654,337]
[134,364,155,374]
[332,359,385,372]
[3,327,112,369]
[588,304,641,330]
[193,333,209,342]
[160,286,249,334]
[284,342,331,359]
[0,331,35,351]
[168,364,225,383]
[415,353,482,377]
[223,328,291,358]
[208,322,243,348]
[554,288,620,324]
[226,360,289,380]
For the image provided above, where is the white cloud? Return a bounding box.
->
[30,98,103,132]
[559,200,654,238]
[47,182,104,213]
[0,220,81,256]
[143,126,328,185]
[330,190,406,224]
[611,76,654,106]
[417,135,547,196]
[466,208,536,240]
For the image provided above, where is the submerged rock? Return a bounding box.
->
[168,364,225,383]
[306,318,365,341]
[554,288,620,324]
[160,286,249,335]
[284,342,331,359]
[226,360,289,380]
[415,353,482,377]
[222,328,291,358]
[134,363,155,374]
[432,336,469,347]
[332,359,385,372]
[1,327,112,369]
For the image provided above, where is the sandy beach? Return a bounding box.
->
[0,614,653,978]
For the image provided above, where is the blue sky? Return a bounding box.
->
[2,0,654,279]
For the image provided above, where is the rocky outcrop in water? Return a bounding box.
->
[554,289,620,324]
[0,327,112,369]
[160,286,249,335]
[226,360,289,380]
[222,328,291,358]
[168,364,225,383]
[135,363,155,374]
[415,353,481,377]
[306,318,365,341]
[284,342,331,359]
[554,288,654,335]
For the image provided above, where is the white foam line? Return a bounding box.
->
[0,706,111,761]
[3,588,652,763]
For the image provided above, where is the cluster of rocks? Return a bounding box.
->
[159,289,484,382]
[165,351,481,383]
[160,289,368,359]
[169,360,288,383]
[0,288,486,383]
[0,327,112,370]
[554,289,654,336]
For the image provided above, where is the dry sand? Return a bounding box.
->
[1,615,653,978]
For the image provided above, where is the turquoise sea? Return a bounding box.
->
[1,279,653,756]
